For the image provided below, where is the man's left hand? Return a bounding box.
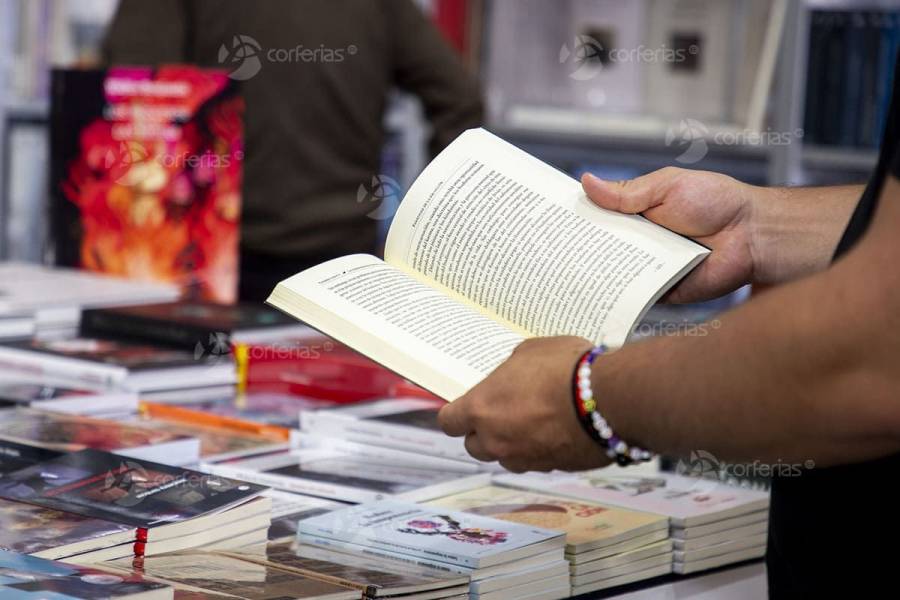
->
[438,336,612,473]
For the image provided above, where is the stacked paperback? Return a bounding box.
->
[297,500,570,600]
[495,469,770,575]
[428,485,672,596]
[0,448,269,562]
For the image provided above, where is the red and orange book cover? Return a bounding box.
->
[51,66,244,303]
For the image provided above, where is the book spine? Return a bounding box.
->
[297,532,474,574]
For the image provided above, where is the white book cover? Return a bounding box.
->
[567,0,648,114]
[644,0,736,122]
[494,470,769,527]
[297,500,566,569]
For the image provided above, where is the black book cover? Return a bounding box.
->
[0,449,266,531]
[0,439,62,476]
[80,301,298,350]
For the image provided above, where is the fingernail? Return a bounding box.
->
[584,173,602,185]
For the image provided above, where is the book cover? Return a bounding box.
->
[0,448,266,530]
[427,485,667,553]
[0,548,172,599]
[0,439,62,476]
[0,338,217,372]
[114,551,357,600]
[495,470,769,527]
[81,302,304,350]
[223,540,468,597]
[51,66,244,303]
[137,416,286,462]
[0,409,191,454]
[0,497,133,559]
[297,500,565,569]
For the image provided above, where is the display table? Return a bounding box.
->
[579,560,766,599]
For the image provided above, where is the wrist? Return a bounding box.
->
[574,346,653,465]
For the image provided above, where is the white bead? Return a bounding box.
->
[578,380,592,392]
[578,366,591,378]
[606,448,617,458]
[615,441,627,453]
[600,427,612,439]
[579,389,592,401]
[629,448,641,460]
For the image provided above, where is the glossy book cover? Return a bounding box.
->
[0,548,171,599]
[0,449,265,529]
[0,498,133,558]
[427,485,667,553]
[51,66,243,303]
[297,500,564,569]
[0,409,188,452]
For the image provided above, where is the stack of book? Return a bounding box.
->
[0,373,138,417]
[222,540,471,600]
[0,408,200,465]
[298,398,474,465]
[203,447,489,504]
[495,469,770,575]
[0,263,179,339]
[0,337,236,393]
[297,500,570,600]
[0,449,269,562]
[106,549,360,600]
[428,485,672,596]
[0,549,173,600]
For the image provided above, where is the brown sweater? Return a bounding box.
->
[103,0,483,258]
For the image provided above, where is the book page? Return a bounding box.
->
[385,129,708,347]
[268,255,524,401]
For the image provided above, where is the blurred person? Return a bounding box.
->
[104,0,483,301]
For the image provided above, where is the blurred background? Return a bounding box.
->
[0,0,895,303]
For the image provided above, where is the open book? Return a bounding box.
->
[268,129,708,401]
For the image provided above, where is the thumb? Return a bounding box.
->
[437,398,473,438]
[581,171,668,215]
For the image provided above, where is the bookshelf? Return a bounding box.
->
[483,0,888,188]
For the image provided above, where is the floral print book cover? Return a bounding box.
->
[51,66,244,303]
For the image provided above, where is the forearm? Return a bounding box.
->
[748,184,862,285]
[594,204,900,467]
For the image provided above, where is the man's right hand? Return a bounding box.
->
[581,167,758,303]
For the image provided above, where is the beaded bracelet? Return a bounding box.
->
[572,345,653,466]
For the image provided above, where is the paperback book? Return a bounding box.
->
[0,497,134,559]
[108,551,358,600]
[0,337,236,391]
[81,301,311,350]
[0,448,267,557]
[427,485,668,554]
[51,66,244,303]
[0,548,172,600]
[220,540,470,599]
[494,470,770,527]
[269,128,708,401]
[0,409,199,465]
[204,449,490,504]
[297,500,566,570]
[0,374,138,416]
